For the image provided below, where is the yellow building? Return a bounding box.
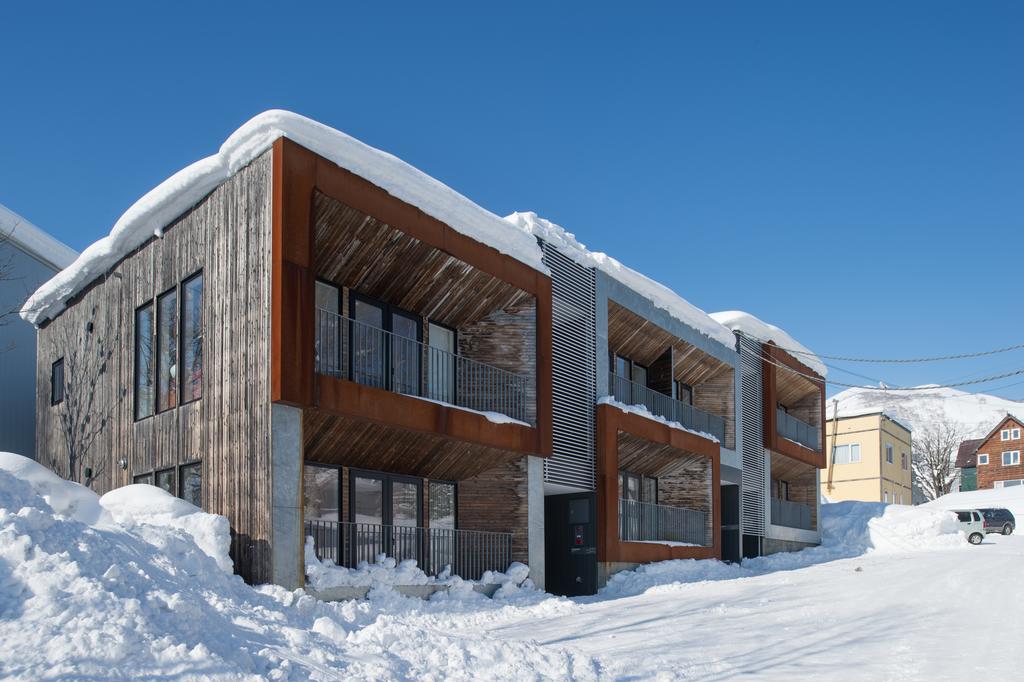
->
[822,411,913,504]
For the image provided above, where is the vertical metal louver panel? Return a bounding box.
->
[738,333,766,536]
[540,241,597,490]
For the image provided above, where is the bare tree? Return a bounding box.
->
[51,306,117,487]
[912,422,965,502]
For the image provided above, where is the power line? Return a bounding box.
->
[742,333,1024,365]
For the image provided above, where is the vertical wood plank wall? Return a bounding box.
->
[35,153,275,583]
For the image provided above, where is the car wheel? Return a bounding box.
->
[1003,524,1013,536]
[969,532,984,545]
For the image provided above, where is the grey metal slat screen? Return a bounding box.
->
[738,333,766,537]
[305,520,513,581]
[540,241,597,490]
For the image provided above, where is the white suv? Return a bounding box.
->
[952,509,986,545]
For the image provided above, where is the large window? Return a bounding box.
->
[50,358,65,406]
[1002,451,1021,466]
[155,468,175,494]
[832,443,861,464]
[885,444,894,464]
[135,272,203,419]
[134,303,155,419]
[156,288,178,412]
[181,272,204,403]
[179,462,202,507]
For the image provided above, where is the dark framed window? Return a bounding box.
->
[675,381,693,405]
[179,462,202,508]
[303,463,341,523]
[134,303,155,420]
[155,468,175,495]
[156,288,178,413]
[348,292,423,393]
[427,321,457,404]
[180,272,204,404]
[618,470,657,504]
[429,480,457,530]
[133,472,154,486]
[50,358,65,405]
[348,468,423,528]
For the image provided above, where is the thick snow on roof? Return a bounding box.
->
[709,310,826,377]
[825,403,913,432]
[830,385,1024,439]
[21,110,547,326]
[506,211,737,349]
[0,203,77,271]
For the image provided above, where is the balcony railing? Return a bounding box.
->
[776,408,821,452]
[305,519,513,581]
[619,498,709,546]
[316,308,531,424]
[771,497,814,530]
[608,372,726,443]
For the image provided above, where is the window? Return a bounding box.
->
[884,491,888,503]
[427,322,457,404]
[180,272,203,403]
[133,472,153,486]
[303,464,341,523]
[995,479,1024,488]
[1001,429,1011,441]
[885,444,894,464]
[50,358,65,405]
[675,381,693,405]
[618,470,657,504]
[978,453,989,465]
[134,303,155,419]
[898,494,903,505]
[614,354,630,378]
[832,443,861,464]
[1002,451,1021,466]
[429,481,456,530]
[631,363,648,387]
[179,462,202,508]
[155,468,175,495]
[1012,428,1022,440]
[901,452,908,470]
[156,288,178,412]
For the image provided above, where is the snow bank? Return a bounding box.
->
[925,485,1024,520]
[597,396,721,443]
[602,500,964,598]
[22,110,547,326]
[0,453,595,679]
[710,310,826,378]
[507,211,737,349]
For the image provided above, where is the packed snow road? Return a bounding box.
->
[476,536,1024,680]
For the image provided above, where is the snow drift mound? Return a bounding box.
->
[924,485,1024,520]
[602,500,966,597]
[0,453,593,680]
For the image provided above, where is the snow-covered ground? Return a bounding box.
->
[3,451,1023,680]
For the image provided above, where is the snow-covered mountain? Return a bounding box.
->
[829,385,1024,438]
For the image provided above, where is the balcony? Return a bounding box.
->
[771,497,814,530]
[304,519,512,581]
[609,372,726,443]
[619,498,710,546]
[776,408,821,452]
[316,308,531,424]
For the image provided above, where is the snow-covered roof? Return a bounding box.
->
[20,110,547,326]
[709,310,826,378]
[506,211,737,350]
[826,404,913,433]
[0,203,78,272]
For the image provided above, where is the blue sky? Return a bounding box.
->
[2,2,1022,399]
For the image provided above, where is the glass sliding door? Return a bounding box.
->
[348,471,423,566]
[427,323,456,404]
[303,464,341,563]
[351,297,385,388]
[390,479,422,562]
[390,311,421,396]
[352,474,385,564]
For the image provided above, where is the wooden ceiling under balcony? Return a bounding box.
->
[607,301,732,386]
[617,431,709,478]
[303,408,526,481]
[775,364,820,407]
[313,191,533,328]
[770,449,817,483]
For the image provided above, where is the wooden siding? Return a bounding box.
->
[458,456,530,563]
[693,368,736,450]
[35,153,276,583]
[975,415,1024,490]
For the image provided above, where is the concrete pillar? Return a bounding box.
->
[271,403,303,589]
[527,455,546,589]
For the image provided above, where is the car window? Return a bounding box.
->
[984,511,994,519]
[957,511,971,522]
[973,512,982,522]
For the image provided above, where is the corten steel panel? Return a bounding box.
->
[595,403,721,565]
[761,342,827,469]
[316,375,538,454]
[271,139,552,457]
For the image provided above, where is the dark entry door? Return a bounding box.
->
[720,484,741,563]
[545,492,597,596]
[350,471,423,565]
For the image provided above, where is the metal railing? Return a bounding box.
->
[608,372,726,443]
[776,408,821,452]
[619,498,709,546]
[771,497,814,530]
[315,308,530,424]
[305,519,513,581]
